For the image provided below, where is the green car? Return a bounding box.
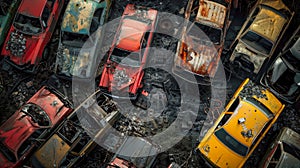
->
[0,0,20,46]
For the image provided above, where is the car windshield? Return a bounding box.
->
[191,22,222,44]
[282,142,300,161]
[21,103,51,126]
[109,48,141,67]
[62,31,90,48]
[215,128,248,156]
[241,31,273,55]
[14,13,42,34]
[266,57,300,97]
[0,141,16,163]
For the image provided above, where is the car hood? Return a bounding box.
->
[29,87,72,125]
[101,62,140,91]
[2,28,42,65]
[0,111,39,153]
[57,45,95,78]
[231,41,267,73]
[199,134,244,168]
[32,134,71,168]
[176,40,220,77]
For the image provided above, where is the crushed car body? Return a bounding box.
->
[55,0,111,79]
[1,0,64,72]
[99,4,158,98]
[0,86,73,168]
[31,93,119,167]
[228,0,294,78]
[260,25,300,104]
[107,137,160,168]
[173,0,231,84]
[197,78,285,168]
[0,0,20,46]
[259,127,300,168]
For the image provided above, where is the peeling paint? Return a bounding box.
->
[62,0,97,34]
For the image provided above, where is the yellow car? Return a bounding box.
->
[197,78,285,168]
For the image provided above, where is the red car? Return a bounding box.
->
[99,4,157,98]
[0,86,73,168]
[1,0,64,72]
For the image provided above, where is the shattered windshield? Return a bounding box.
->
[241,31,273,55]
[266,57,300,97]
[191,22,222,44]
[14,14,42,34]
[62,31,90,48]
[109,48,141,67]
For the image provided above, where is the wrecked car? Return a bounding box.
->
[0,0,20,46]
[0,0,65,72]
[228,0,294,79]
[173,0,231,84]
[31,93,119,168]
[107,137,160,168]
[0,86,73,168]
[55,0,112,79]
[259,127,300,168]
[260,25,300,104]
[99,4,158,98]
[197,78,285,168]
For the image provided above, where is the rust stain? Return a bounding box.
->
[196,0,227,28]
[62,0,95,34]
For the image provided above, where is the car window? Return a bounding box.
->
[62,31,89,48]
[41,3,52,28]
[110,48,141,67]
[14,14,42,34]
[90,8,104,34]
[228,97,240,112]
[0,141,16,163]
[215,128,249,156]
[21,103,51,126]
[266,57,300,97]
[193,22,222,44]
[244,97,274,118]
[58,114,82,143]
[241,31,273,55]
[282,142,300,161]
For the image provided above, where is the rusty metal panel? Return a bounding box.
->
[249,7,287,42]
[196,0,227,28]
[61,0,97,34]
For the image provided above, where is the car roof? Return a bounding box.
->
[61,0,99,34]
[18,0,47,17]
[116,137,160,167]
[249,6,287,42]
[195,0,227,29]
[116,18,148,51]
[223,99,272,147]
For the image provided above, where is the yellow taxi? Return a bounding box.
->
[197,78,285,168]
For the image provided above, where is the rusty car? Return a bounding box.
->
[259,127,300,168]
[172,0,231,84]
[99,4,158,99]
[228,0,294,79]
[0,86,73,168]
[0,0,20,46]
[107,137,160,168]
[1,0,65,72]
[31,92,120,168]
[260,25,300,104]
[197,78,285,168]
[55,0,112,79]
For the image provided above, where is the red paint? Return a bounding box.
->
[0,86,73,168]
